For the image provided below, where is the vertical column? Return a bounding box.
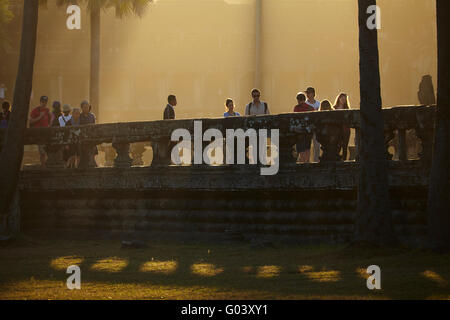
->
[397,129,407,161]
[112,142,132,168]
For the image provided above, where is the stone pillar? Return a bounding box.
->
[384,128,395,160]
[278,135,297,165]
[151,139,171,166]
[46,145,66,169]
[112,142,132,168]
[316,124,341,162]
[354,128,361,162]
[397,129,407,162]
[79,143,97,169]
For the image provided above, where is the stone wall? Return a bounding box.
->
[2,106,434,245]
[19,161,429,245]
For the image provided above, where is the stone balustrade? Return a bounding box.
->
[0,105,436,169]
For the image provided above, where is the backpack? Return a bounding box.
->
[247,102,268,115]
[61,116,72,127]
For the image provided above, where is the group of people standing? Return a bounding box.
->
[163,87,352,163]
[28,95,97,168]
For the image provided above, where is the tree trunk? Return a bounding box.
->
[90,6,100,121]
[428,0,450,252]
[0,0,39,236]
[355,0,395,245]
[254,0,262,89]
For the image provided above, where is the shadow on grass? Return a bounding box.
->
[0,235,449,299]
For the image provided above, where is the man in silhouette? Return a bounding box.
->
[163,95,177,120]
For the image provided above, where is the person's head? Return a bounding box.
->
[81,100,91,114]
[296,92,306,104]
[0,83,4,88]
[306,87,316,101]
[168,95,177,107]
[334,93,350,109]
[320,100,333,111]
[52,101,61,114]
[39,96,48,108]
[72,108,81,121]
[62,104,71,116]
[251,89,261,103]
[225,98,235,112]
[2,100,11,113]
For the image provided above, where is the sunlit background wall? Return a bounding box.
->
[1,0,437,123]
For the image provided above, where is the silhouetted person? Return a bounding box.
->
[50,101,62,127]
[333,93,351,161]
[29,95,51,168]
[305,87,321,162]
[294,92,315,163]
[224,98,241,117]
[79,100,98,167]
[418,75,436,105]
[245,89,270,115]
[0,100,11,128]
[164,95,177,120]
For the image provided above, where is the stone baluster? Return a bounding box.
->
[415,109,435,165]
[354,127,361,162]
[151,138,171,166]
[79,143,97,169]
[112,142,132,168]
[46,144,66,169]
[316,124,341,162]
[384,128,395,160]
[397,128,407,162]
[278,134,298,165]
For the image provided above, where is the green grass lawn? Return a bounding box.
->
[0,235,449,300]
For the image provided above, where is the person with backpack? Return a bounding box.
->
[294,92,315,163]
[245,88,270,116]
[50,101,62,127]
[58,104,73,127]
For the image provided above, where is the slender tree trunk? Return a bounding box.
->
[90,5,100,121]
[254,0,262,89]
[355,0,395,245]
[428,0,450,252]
[0,0,38,236]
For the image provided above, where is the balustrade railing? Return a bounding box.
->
[0,105,436,170]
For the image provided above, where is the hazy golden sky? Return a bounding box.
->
[31,0,437,123]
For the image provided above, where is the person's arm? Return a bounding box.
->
[29,111,42,125]
[245,104,250,116]
[265,103,271,115]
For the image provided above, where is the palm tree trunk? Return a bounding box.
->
[254,0,262,88]
[90,5,100,121]
[428,0,450,252]
[0,0,39,236]
[355,0,395,245]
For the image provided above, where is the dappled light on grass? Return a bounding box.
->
[191,263,224,277]
[140,260,178,275]
[256,266,281,279]
[50,256,84,271]
[422,270,448,287]
[299,265,340,282]
[356,267,369,279]
[91,257,129,273]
